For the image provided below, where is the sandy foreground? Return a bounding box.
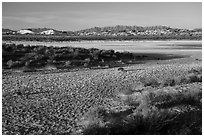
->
[2,54,202,134]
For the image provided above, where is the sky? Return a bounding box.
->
[2,2,202,31]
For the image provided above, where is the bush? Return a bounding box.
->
[84,63,89,67]
[6,60,14,68]
[79,105,201,135]
[188,68,202,74]
[77,106,107,132]
[187,73,202,83]
[64,61,72,67]
[162,78,176,87]
[174,73,202,85]
[144,71,202,88]
[140,77,160,87]
[79,84,202,135]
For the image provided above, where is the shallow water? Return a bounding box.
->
[3,40,202,54]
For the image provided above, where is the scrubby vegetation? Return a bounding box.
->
[2,43,181,72]
[76,67,202,135]
[2,43,133,70]
[140,68,202,88]
[2,34,201,42]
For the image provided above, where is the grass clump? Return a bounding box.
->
[78,83,202,135]
[79,104,201,135]
[140,77,160,88]
[141,70,202,88]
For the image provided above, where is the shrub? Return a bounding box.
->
[147,85,201,109]
[64,61,72,67]
[79,105,201,135]
[140,77,160,88]
[188,68,202,74]
[162,78,176,87]
[78,106,107,132]
[173,73,202,85]
[187,73,202,83]
[6,60,13,68]
[84,63,89,67]
[79,84,202,135]
[154,71,202,88]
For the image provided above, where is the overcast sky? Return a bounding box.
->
[2,2,202,31]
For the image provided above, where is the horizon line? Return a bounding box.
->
[3,25,202,32]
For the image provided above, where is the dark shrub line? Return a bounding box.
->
[3,43,134,70]
[3,35,202,42]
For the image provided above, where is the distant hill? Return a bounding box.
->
[2,25,202,39]
[3,28,14,32]
[19,28,75,35]
[2,28,16,34]
[26,28,54,33]
[75,25,202,37]
[76,25,172,33]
